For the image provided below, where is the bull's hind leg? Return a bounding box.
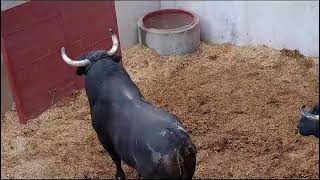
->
[98,135,125,179]
[109,152,125,179]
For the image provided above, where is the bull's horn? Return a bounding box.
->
[106,29,119,56]
[60,47,90,67]
[299,106,319,121]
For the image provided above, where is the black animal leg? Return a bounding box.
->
[109,153,125,179]
[98,135,125,179]
[138,173,142,179]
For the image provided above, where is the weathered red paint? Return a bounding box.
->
[1,1,120,124]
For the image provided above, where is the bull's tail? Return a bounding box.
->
[165,127,197,179]
[177,143,197,179]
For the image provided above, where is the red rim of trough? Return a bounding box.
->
[138,9,199,34]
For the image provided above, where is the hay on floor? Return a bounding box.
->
[1,42,319,179]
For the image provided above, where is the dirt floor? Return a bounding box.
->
[1,42,319,179]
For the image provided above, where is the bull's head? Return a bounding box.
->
[297,103,319,138]
[60,29,120,75]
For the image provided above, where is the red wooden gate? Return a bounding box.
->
[1,1,119,124]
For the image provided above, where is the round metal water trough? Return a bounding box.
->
[138,9,200,56]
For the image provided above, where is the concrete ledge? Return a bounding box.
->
[1,54,13,114]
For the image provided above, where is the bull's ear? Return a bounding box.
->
[112,54,122,63]
[76,67,87,76]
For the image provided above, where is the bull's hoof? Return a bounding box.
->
[137,173,142,179]
[115,171,125,179]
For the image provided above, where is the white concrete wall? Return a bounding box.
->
[115,1,160,49]
[1,1,29,114]
[160,1,319,57]
[1,1,28,11]
[1,54,13,114]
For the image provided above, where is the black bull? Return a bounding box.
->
[298,102,319,138]
[61,31,197,179]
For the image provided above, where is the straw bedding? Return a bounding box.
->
[1,42,319,179]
